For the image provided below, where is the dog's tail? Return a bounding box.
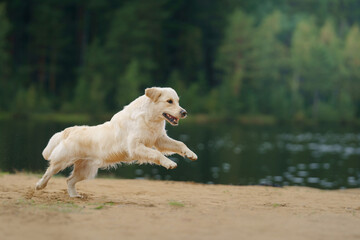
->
[42,131,63,160]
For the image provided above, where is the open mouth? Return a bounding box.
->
[163,113,179,126]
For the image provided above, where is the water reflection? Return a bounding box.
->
[0,120,359,189]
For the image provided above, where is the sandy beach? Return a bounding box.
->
[0,173,360,240]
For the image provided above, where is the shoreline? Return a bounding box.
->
[2,112,360,126]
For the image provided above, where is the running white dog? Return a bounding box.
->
[35,87,197,197]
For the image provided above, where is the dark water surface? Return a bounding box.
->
[0,119,359,189]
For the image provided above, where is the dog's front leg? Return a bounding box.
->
[129,141,177,169]
[155,135,198,161]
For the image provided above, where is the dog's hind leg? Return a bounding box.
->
[67,160,98,198]
[35,160,66,190]
[36,142,72,190]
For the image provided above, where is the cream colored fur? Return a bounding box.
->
[35,87,197,197]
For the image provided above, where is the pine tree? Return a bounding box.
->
[0,3,11,111]
[73,75,106,114]
[27,2,67,91]
[343,24,360,117]
[216,10,255,115]
[116,60,143,107]
[251,11,290,117]
[105,0,167,83]
[291,17,320,119]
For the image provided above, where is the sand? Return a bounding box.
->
[0,173,360,240]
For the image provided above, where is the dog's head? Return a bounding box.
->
[145,87,187,126]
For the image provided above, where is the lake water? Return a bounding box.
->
[0,119,359,189]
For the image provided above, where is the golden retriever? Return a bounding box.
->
[35,87,198,197]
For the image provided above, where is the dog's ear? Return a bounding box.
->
[145,87,162,102]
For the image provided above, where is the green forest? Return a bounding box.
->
[1,0,360,123]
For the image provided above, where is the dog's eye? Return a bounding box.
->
[167,99,173,104]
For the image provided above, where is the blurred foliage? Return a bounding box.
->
[1,0,360,122]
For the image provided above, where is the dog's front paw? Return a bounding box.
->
[184,149,198,161]
[160,159,177,169]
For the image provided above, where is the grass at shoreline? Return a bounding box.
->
[0,112,276,124]
[0,111,359,126]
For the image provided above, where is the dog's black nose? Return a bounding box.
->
[180,109,187,118]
